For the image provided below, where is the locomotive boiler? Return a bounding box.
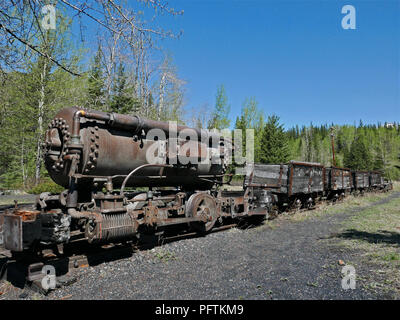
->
[43,107,228,190]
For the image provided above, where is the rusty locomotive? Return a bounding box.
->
[0,107,393,256]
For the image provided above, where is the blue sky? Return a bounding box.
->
[153,0,399,129]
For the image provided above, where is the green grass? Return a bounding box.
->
[336,197,400,262]
[328,192,400,297]
[152,248,177,263]
[263,189,394,228]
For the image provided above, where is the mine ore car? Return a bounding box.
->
[244,161,325,209]
[370,171,384,189]
[352,171,370,193]
[325,166,353,199]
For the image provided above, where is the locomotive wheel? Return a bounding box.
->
[186,193,218,233]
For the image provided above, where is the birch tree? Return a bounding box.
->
[0,1,182,76]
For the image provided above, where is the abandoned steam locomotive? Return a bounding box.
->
[0,107,392,255]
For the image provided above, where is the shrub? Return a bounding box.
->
[28,179,65,195]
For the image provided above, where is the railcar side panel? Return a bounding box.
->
[288,162,324,195]
[326,167,352,190]
[244,163,288,193]
[370,171,383,187]
[244,161,324,196]
[353,171,370,189]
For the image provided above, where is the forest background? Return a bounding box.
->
[0,1,398,193]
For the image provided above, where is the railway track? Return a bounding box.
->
[0,222,240,294]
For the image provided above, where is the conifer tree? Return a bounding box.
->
[344,134,372,170]
[259,115,290,164]
[110,64,139,114]
[87,45,105,110]
[373,147,385,170]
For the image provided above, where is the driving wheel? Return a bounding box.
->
[186,193,218,232]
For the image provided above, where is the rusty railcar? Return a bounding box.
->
[352,171,370,191]
[370,171,384,188]
[244,161,325,209]
[325,166,353,197]
[370,171,393,191]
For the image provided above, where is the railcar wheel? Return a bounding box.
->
[186,193,218,233]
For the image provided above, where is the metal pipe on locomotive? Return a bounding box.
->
[0,107,393,255]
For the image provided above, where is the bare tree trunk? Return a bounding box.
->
[158,72,166,120]
[35,60,47,185]
[21,134,26,189]
[100,32,120,110]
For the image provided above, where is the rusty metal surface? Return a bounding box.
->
[43,107,230,190]
[2,208,41,252]
[288,162,324,196]
[185,193,218,232]
[86,212,138,243]
[353,171,370,189]
[3,213,23,252]
[370,171,383,187]
[328,167,352,190]
[244,163,288,191]
[245,162,324,196]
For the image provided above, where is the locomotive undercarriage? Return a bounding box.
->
[1,180,391,258]
[1,183,272,256]
[0,182,392,261]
